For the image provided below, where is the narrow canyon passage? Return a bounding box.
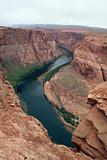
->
[18,50,75,147]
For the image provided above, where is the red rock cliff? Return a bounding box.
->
[0,27,93,159]
[0,71,92,159]
[73,82,107,160]
[0,27,61,65]
[44,33,107,120]
[0,27,85,67]
[73,34,107,83]
[0,27,107,159]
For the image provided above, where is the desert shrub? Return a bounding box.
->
[58,107,79,126]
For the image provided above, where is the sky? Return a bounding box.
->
[0,0,107,28]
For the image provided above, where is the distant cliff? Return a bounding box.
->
[0,27,85,88]
[0,27,85,65]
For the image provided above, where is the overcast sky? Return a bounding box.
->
[0,0,107,28]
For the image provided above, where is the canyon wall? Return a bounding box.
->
[0,70,92,160]
[73,34,107,83]
[44,65,91,120]
[0,27,107,159]
[0,27,85,66]
[45,30,85,51]
[0,27,61,66]
[73,82,107,160]
[44,32,107,159]
[44,33,107,120]
[0,27,86,88]
[0,61,107,160]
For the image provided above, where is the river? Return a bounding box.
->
[18,49,74,147]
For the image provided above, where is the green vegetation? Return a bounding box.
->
[43,62,70,83]
[55,94,79,127]
[1,58,40,90]
[43,67,59,83]
[58,107,79,127]
[56,95,61,103]
[1,55,62,90]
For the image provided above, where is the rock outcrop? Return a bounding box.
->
[73,34,107,83]
[73,82,107,160]
[44,33,107,120]
[44,65,91,120]
[0,71,92,159]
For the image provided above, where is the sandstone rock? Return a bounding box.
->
[0,28,62,66]
[72,46,103,84]
[44,32,107,122]
[0,71,92,159]
[73,82,107,160]
[73,34,107,83]
[88,82,107,115]
[1,26,107,160]
[44,65,91,120]
[0,27,85,68]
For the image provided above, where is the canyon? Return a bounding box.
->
[0,26,107,159]
[0,26,84,88]
[44,32,107,120]
[0,70,92,160]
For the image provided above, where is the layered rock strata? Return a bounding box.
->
[0,27,61,65]
[73,34,107,84]
[0,26,107,159]
[0,27,86,89]
[0,71,92,160]
[0,27,85,66]
[44,65,91,120]
[73,82,107,160]
[44,33,107,120]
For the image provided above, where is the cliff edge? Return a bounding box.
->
[73,82,107,160]
[0,70,92,159]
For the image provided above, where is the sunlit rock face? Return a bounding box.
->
[73,82,107,160]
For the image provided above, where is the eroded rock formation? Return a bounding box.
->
[0,71,92,160]
[0,26,107,159]
[73,82,107,160]
[73,34,107,83]
[44,33,107,120]
[0,27,61,65]
[0,27,85,66]
[0,27,86,88]
[44,65,90,120]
